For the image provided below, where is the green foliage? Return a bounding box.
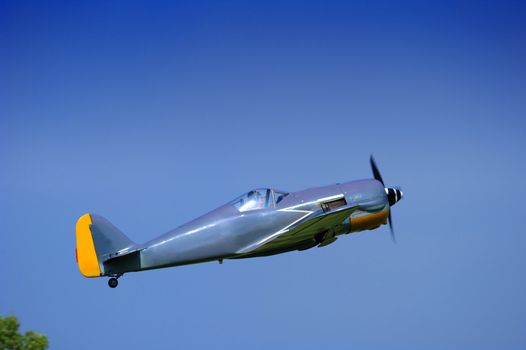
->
[0,316,48,350]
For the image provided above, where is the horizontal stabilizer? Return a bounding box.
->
[103,248,143,275]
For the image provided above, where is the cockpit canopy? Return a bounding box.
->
[231,188,289,212]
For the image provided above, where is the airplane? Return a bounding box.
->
[75,156,403,288]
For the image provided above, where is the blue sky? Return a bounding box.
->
[1,1,526,349]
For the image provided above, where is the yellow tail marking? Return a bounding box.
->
[76,214,101,277]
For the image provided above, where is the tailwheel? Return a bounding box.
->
[108,278,118,288]
[107,274,122,288]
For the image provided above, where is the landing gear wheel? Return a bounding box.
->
[108,277,118,288]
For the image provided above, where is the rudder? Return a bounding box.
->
[75,213,136,277]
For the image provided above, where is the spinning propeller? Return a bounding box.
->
[370,155,403,243]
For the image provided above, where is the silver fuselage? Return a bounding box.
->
[102,179,388,275]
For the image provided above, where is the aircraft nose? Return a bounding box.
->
[385,187,403,206]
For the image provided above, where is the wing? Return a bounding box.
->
[237,204,358,255]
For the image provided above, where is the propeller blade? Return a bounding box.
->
[370,155,384,185]
[388,211,396,243]
[370,155,399,243]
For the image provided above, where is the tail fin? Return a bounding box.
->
[75,213,136,277]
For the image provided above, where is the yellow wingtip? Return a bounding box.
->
[75,214,101,277]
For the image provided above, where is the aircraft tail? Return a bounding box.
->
[75,213,137,277]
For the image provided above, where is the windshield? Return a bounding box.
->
[231,188,272,212]
[231,189,290,212]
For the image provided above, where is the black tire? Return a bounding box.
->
[108,278,118,288]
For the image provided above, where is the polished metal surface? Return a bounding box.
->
[77,158,404,283]
[93,178,397,276]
